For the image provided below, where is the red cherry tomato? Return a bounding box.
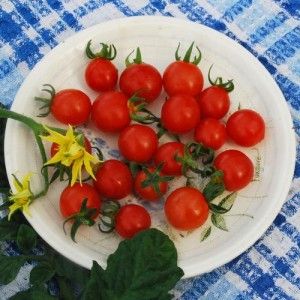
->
[163,61,204,96]
[198,86,230,119]
[51,136,92,157]
[154,142,185,176]
[194,118,226,150]
[214,149,254,191]
[120,63,162,103]
[50,89,91,126]
[118,124,158,163]
[60,183,101,219]
[134,167,168,201]
[115,204,151,239]
[85,58,118,92]
[91,91,131,133]
[161,94,201,134]
[94,159,133,199]
[226,109,265,147]
[164,187,209,231]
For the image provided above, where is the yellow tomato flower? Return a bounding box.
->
[8,173,33,220]
[41,125,100,185]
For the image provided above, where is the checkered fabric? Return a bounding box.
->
[0,1,299,299]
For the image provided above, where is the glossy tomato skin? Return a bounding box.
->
[51,89,91,126]
[91,91,131,133]
[194,118,226,150]
[134,167,168,201]
[198,86,230,119]
[118,124,158,163]
[51,136,92,157]
[164,187,209,231]
[226,109,265,147]
[214,149,254,191]
[115,204,151,239]
[119,63,162,103]
[163,61,204,96]
[94,159,133,200]
[161,94,201,134]
[154,142,185,176]
[85,58,118,92]
[60,183,101,218]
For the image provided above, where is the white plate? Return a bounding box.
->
[4,16,295,278]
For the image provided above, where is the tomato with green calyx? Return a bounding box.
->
[161,94,201,134]
[164,187,209,231]
[115,204,151,239]
[198,66,233,119]
[118,124,158,163]
[35,84,91,126]
[194,118,226,150]
[84,40,118,92]
[119,47,162,103]
[91,91,131,133]
[60,183,101,242]
[134,165,173,201]
[94,159,133,200]
[214,149,254,191]
[163,42,204,96]
[226,109,265,147]
[154,142,185,176]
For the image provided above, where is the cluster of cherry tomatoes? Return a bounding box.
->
[38,41,265,241]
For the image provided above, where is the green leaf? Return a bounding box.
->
[83,228,184,300]
[30,261,56,285]
[203,171,225,202]
[56,276,75,300]
[211,214,228,231]
[219,192,237,210]
[209,203,229,214]
[200,226,212,242]
[0,255,26,284]
[10,286,58,300]
[0,218,19,241]
[17,224,37,253]
[55,254,90,287]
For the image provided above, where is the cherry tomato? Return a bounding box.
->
[85,58,118,92]
[226,109,265,147]
[164,187,209,231]
[118,124,158,163]
[51,136,92,157]
[50,89,91,126]
[115,204,151,239]
[198,86,230,119]
[194,118,226,150]
[60,183,101,219]
[91,91,131,133]
[214,149,254,191]
[134,167,168,201]
[163,61,204,96]
[154,142,184,176]
[94,159,133,200]
[161,94,201,134]
[120,63,162,103]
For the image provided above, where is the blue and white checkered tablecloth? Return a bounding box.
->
[0,1,299,299]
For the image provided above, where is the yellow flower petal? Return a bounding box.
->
[71,158,83,186]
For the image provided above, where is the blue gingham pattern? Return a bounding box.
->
[0,1,299,299]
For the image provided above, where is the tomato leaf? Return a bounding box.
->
[30,261,56,285]
[0,255,26,285]
[0,218,19,241]
[219,192,237,210]
[83,228,184,300]
[211,213,228,231]
[200,226,212,242]
[203,171,225,202]
[9,286,57,300]
[16,224,37,253]
[56,276,75,300]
